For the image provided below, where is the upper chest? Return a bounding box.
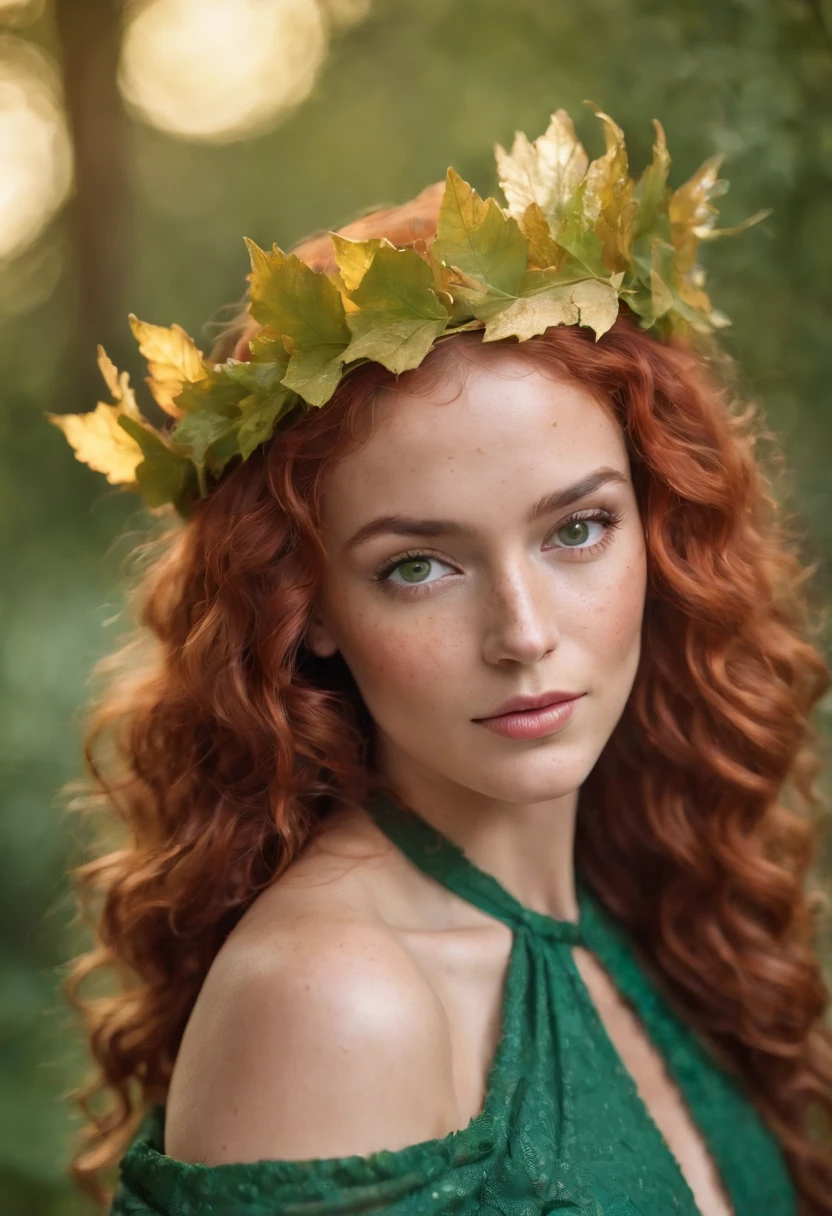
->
[402,922,734,1216]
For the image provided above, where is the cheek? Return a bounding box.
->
[573,546,647,662]
[333,599,464,713]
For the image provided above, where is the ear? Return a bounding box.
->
[304,607,339,658]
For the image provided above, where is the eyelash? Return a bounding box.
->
[373,508,624,595]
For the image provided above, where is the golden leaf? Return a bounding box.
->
[571,277,620,338]
[128,314,207,418]
[582,107,629,220]
[96,346,140,418]
[482,288,579,342]
[696,208,772,241]
[495,110,589,224]
[582,105,636,272]
[520,203,565,270]
[668,155,726,273]
[482,276,618,343]
[48,402,144,485]
[330,233,384,292]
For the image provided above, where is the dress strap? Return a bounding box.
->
[365,791,582,945]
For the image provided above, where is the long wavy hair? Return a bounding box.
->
[62,189,832,1212]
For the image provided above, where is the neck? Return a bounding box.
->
[373,737,580,924]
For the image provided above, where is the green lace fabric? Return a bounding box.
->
[110,793,797,1215]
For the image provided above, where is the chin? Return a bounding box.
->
[453,748,595,806]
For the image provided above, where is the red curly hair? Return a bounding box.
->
[63,189,832,1212]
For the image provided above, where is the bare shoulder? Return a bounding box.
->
[164,823,461,1165]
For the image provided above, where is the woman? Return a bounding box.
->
[56,109,832,1214]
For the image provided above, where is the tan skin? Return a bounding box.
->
[165,348,733,1216]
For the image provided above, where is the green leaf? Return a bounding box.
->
[552,187,609,279]
[237,393,299,460]
[222,357,290,395]
[245,239,350,406]
[632,119,671,240]
[174,365,246,418]
[341,244,449,374]
[216,357,298,461]
[433,168,528,296]
[280,345,346,405]
[117,415,198,510]
[170,410,239,466]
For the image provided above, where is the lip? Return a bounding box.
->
[474,694,583,741]
[475,690,582,719]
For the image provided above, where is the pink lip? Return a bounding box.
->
[477,690,581,718]
[475,694,584,741]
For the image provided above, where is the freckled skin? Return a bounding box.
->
[306,347,648,916]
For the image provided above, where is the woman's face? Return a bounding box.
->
[306,346,647,807]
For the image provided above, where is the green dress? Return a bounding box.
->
[110,793,797,1215]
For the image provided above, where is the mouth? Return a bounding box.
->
[474,690,583,719]
[473,692,585,741]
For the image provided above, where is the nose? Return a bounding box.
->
[480,558,560,667]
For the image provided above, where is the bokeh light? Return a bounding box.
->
[322,0,372,28]
[0,36,73,261]
[0,0,45,26]
[118,0,330,144]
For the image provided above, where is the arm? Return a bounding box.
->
[163,916,461,1165]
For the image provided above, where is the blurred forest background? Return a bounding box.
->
[1,0,831,1212]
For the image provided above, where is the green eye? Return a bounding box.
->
[557,520,591,547]
[397,559,432,583]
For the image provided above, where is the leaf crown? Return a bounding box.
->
[50,105,767,516]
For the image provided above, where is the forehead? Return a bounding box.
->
[319,348,629,531]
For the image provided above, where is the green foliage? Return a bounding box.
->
[2,0,832,1211]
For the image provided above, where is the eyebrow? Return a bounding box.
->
[344,466,629,551]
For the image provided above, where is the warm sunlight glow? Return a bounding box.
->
[322,0,372,28]
[118,0,330,143]
[0,37,73,260]
[0,0,43,20]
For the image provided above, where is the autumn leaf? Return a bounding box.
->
[341,244,449,373]
[552,193,608,280]
[222,356,298,459]
[632,120,671,241]
[582,105,636,273]
[245,239,351,406]
[433,169,528,297]
[648,238,676,322]
[128,315,206,418]
[481,271,619,343]
[668,155,726,273]
[330,234,383,292]
[520,203,566,271]
[170,410,239,468]
[48,403,144,485]
[47,348,148,485]
[237,393,299,459]
[495,109,589,225]
[96,346,140,418]
[117,415,198,510]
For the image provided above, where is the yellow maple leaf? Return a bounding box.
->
[495,110,589,224]
[520,202,565,270]
[330,233,384,293]
[48,402,144,485]
[95,346,140,418]
[128,315,207,417]
[668,155,725,274]
[582,106,637,272]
